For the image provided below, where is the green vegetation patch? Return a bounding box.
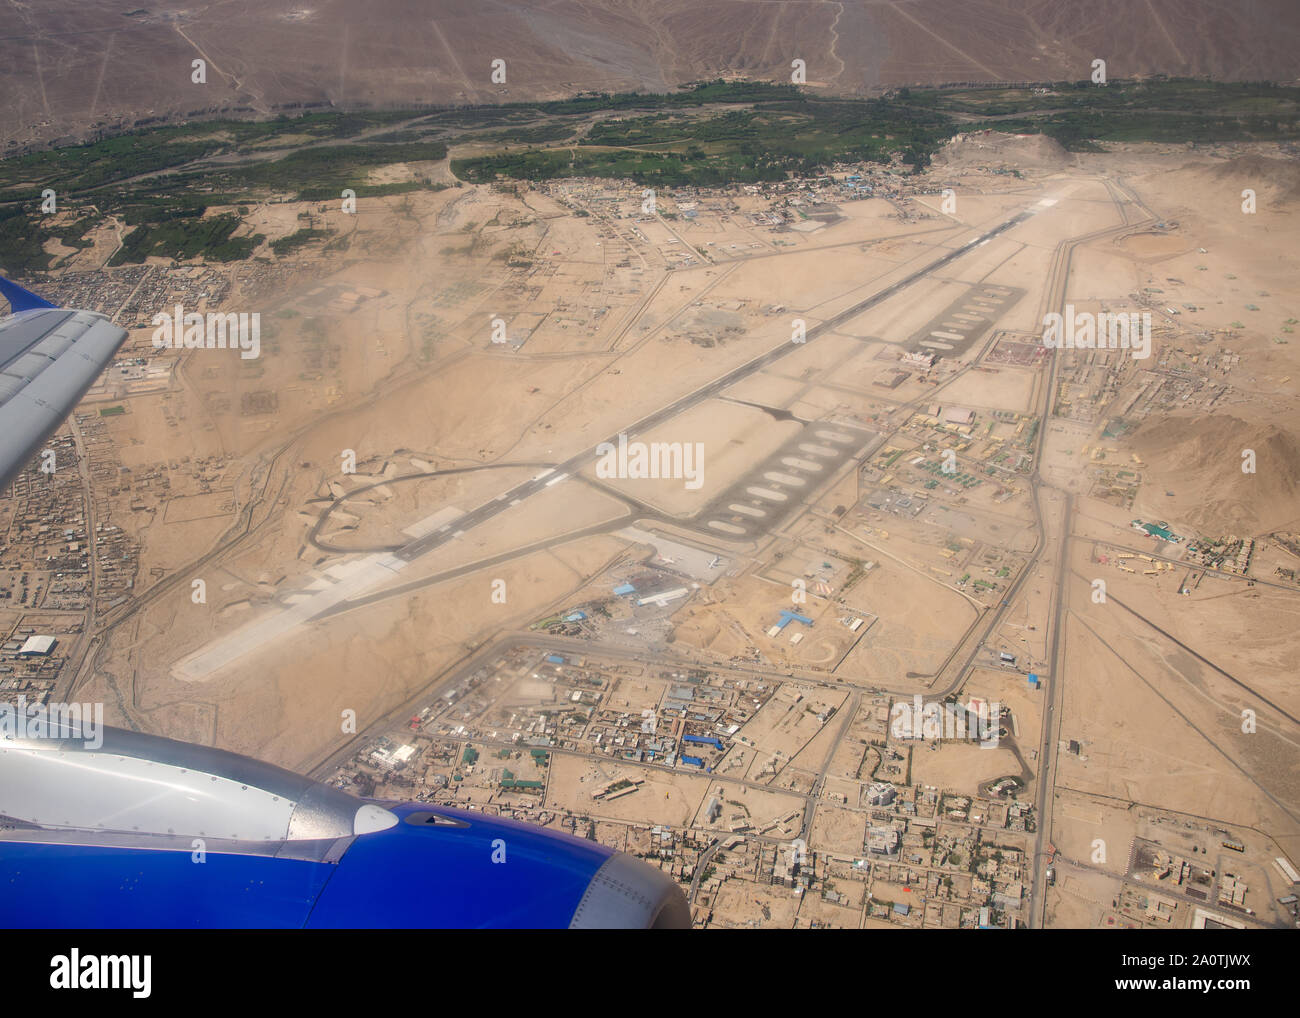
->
[109,213,261,265]
[270,228,332,256]
[4,77,1296,271]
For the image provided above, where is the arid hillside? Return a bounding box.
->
[1131,415,1300,536]
[4,0,1298,150]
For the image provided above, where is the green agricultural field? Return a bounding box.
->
[3,77,1295,272]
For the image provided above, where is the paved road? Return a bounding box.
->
[1029,492,1072,927]
[800,692,861,840]
[688,838,723,903]
[1023,178,1157,927]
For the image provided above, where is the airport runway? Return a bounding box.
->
[392,209,1034,566]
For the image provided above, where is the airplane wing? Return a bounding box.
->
[0,276,690,929]
[0,719,692,928]
[0,275,128,490]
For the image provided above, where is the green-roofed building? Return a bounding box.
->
[1132,519,1178,542]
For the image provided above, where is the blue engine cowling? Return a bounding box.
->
[0,721,690,929]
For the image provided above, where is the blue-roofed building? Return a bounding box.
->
[683,734,724,750]
[545,654,565,664]
[680,755,705,768]
[613,583,636,596]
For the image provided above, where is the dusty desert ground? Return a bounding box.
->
[15,122,1291,930]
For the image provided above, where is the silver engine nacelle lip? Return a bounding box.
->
[0,721,382,841]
